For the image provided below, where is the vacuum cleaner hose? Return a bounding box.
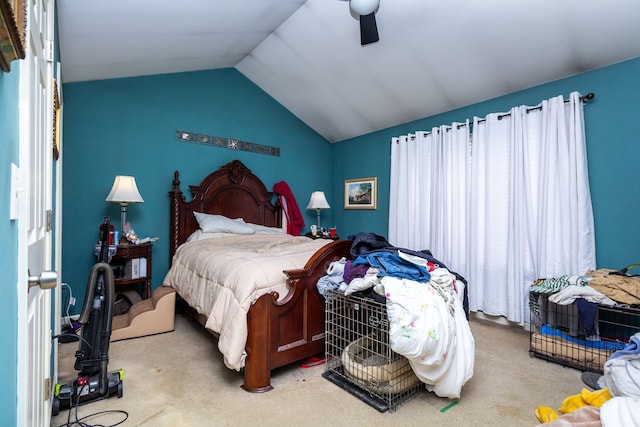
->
[77,262,115,324]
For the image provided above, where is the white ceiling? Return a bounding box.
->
[57,0,640,143]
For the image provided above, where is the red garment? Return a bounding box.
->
[273,181,305,235]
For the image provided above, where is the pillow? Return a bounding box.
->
[245,222,285,235]
[186,229,235,242]
[193,212,255,235]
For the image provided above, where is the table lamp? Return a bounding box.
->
[105,175,144,235]
[306,191,330,229]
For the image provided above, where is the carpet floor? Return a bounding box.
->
[52,313,584,427]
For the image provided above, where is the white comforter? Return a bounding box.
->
[383,268,475,398]
[162,234,330,370]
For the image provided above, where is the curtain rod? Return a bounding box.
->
[580,92,596,102]
[401,92,596,139]
[493,92,595,121]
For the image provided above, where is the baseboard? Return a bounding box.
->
[470,310,531,331]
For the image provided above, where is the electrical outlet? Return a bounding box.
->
[69,296,76,306]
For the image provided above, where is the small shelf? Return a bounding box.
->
[97,242,153,299]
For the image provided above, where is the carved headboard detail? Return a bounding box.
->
[168,160,282,261]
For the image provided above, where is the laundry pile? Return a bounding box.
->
[317,232,474,399]
[530,266,640,335]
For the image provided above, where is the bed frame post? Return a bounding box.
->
[243,295,274,392]
[169,170,184,262]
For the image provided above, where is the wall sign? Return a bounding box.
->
[175,130,280,157]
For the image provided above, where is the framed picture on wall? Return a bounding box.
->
[0,0,26,72]
[344,177,377,210]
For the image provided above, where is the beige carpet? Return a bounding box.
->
[52,314,583,427]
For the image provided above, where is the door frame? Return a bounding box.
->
[16,0,57,424]
[51,60,63,400]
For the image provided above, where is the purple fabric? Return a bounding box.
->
[343,260,369,283]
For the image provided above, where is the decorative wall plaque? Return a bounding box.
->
[175,130,280,157]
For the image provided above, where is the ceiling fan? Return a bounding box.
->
[347,0,380,45]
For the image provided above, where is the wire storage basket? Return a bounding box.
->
[323,290,423,412]
[529,291,640,372]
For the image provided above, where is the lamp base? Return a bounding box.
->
[120,203,128,236]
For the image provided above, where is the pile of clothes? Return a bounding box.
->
[317,232,474,399]
[530,266,640,343]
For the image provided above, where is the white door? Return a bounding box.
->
[16,0,56,425]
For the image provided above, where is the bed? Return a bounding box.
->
[165,159,352,392]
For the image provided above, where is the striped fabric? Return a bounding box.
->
[529,275,592,315]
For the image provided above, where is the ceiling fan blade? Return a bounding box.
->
[359,12,379,45]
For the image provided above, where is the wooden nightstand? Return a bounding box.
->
[305,232,340,241]
[109,242,153,299]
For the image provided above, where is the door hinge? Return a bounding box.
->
[44,377,51,401]
[46,39,54,63]
[46,209,53,231]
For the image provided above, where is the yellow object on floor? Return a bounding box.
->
[535,406,559,423]
[559,388,612,414]
[536,387,612,423]
[581,387,612,407]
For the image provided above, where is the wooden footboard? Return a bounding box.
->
[242,239,352,392]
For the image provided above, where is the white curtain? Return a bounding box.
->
[389,122,470,269]
[389,92,595,324]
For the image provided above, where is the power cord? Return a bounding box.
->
[51,331,93,350]
[61,283,75,327]
[58,409,129,427]
[55,383,128,427]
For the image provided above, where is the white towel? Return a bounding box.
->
[548,284,617,306]
[327,257,346,276]
[604,354,640,398]
[600,396,640,427]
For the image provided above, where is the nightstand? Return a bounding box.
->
[109,242,153,299]
[305,232,340,241]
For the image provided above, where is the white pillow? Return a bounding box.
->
[186,229,235,242]
[193,212,255,235]
[245,222,285,235]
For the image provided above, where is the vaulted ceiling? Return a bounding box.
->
[57,0,640,142]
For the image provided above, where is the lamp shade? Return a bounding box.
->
[306,191,330,210]
[105,176,144,204]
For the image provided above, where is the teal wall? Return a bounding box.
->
[62,68,333,312]
[333,57,640,270]
[0,64,21,426]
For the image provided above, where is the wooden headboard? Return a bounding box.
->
[168,160,282,261]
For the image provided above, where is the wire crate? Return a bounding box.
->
[323,291,423,412]
[529,291,640,372]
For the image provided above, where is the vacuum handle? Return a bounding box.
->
[99,216,111,263]
[77,263,114,324]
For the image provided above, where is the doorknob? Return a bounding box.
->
[28,270,57,290]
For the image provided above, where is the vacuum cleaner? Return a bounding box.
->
[52,217,124,416]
